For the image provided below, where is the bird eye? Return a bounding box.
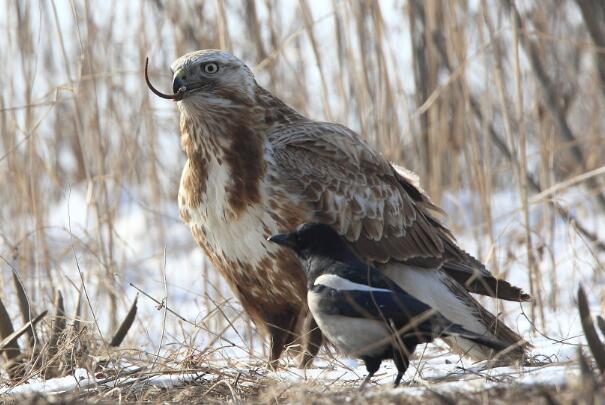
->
[203,62,219,74]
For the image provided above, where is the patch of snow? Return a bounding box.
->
[1,368,92,396]
[0,368,212,397]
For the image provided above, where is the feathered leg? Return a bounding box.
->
[267,307,301,369]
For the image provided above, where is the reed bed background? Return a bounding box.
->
[1,0,605,402]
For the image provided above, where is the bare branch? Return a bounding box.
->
[504,0,605,212]
[0,310,47,354]
[12,271,37,348]
[110,295,138,347]
[0,296,20,360]
[597,315,605,338]
[577,285,605,373]
[575,0,605,103]
[48,290,66,357]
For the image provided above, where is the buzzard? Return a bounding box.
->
[145,50,530,367]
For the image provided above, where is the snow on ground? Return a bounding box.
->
[0,335,582,397]
[1,178,603,398]
[0,367,212,397]
[3,181,603,395]
[0,1,602,401]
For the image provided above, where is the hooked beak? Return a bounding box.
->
[144,57,186,101]
[267,233,297,250]
[172,69,187,97]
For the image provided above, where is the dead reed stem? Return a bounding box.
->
[1,2,604,397]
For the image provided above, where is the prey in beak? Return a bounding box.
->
[144,57,186,101]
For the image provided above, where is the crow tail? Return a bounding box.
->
[443,323,509,353]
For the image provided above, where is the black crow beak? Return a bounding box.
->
[267,233,297,250]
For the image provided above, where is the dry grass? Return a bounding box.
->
[1,367,604,404]
[2,0,605,403]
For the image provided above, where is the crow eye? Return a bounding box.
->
[203,62,219,74]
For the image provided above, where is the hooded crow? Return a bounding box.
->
[268,223,509,387]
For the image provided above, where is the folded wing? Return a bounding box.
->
[271,121,529,302]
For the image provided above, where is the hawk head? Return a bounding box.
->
[169,50,257,106]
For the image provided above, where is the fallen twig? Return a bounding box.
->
[0,311,47,353]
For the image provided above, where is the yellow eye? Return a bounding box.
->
[203,62,219,74]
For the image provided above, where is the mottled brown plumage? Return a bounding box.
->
[149,50,530,366]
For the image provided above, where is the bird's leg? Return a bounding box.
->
[392,344,414,387]
[267,309,300,370]
[359,373,374,391]
[359,358,381,391]
[298,312,324,368]
[268,331,287,370]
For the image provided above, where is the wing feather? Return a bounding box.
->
[270,121,530,302]
[272,122,444,258]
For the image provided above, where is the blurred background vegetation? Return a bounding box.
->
[1,0,605,382]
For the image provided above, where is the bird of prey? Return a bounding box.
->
[268,223,508,387]
[144,49,530,367]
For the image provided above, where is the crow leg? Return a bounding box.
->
[298,311,324,368]
[359,358,381,390]
[393,344,414,387]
